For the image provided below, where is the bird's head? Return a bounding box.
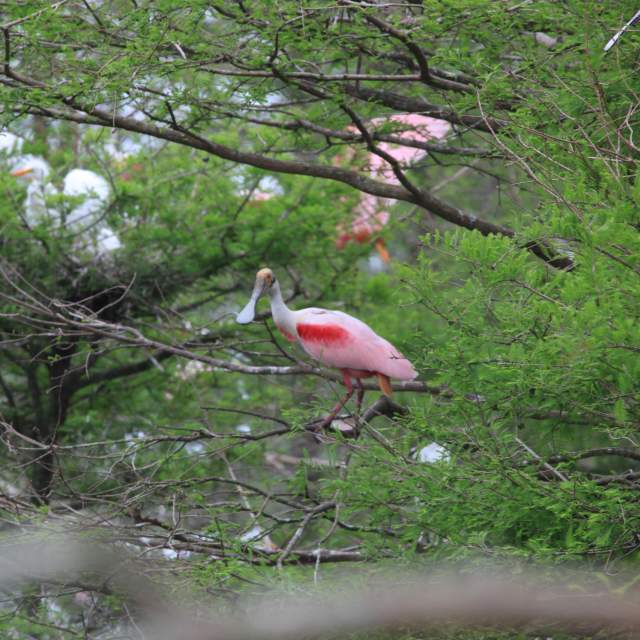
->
[236,268,277,324]
[10,156,51,182]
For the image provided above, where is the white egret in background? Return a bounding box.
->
[10,155,60,225]
[415,442,450,464]
[412,440,450,551]
[63,168,121,254]
[9,156,121,257]
[0,131,23,154]
[604,9,640,51]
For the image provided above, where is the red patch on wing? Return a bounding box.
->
[297,323,350,344]
[276,325,297,342]
[354,228,372,243]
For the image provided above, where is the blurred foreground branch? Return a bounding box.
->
[1,533,640,640]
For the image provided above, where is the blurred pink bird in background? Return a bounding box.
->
[237,268,417,429]
[335,114,450,262]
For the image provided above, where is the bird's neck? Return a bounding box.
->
[26,181,45,199]
[268,282,297,339]
[25,182,48,220]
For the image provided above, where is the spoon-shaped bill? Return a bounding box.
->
[236,297,257,324]
[236,280,265,324]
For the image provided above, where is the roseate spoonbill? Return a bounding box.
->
[9,157,121,255]
[236,268,417,428]
[336,114,450,262]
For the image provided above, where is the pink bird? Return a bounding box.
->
[335,114,451,261]
[237,268,417,428]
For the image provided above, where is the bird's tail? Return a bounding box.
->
[377,374,393,397]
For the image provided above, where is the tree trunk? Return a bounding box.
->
[31,340,78,503]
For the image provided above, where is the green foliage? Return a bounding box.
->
[0,0,640,637]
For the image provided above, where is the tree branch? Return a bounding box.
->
[344,85,507,133]
[360,11,472,93]
[1,59,570,268]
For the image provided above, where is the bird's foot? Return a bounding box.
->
[304,414,358,438]
[305,415,335,433]
[332,417,359,438]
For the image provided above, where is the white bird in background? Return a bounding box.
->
[10,155,60,225]
[9,156,121,257]
[415,442,450,464]
[63,168,122,254]
[411,441,450,551]
[604,9,640,51]
[0,131,23,155]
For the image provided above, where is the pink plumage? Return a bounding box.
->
[237,268,417,429]
[294,308,416,381]
[335,114,451,260]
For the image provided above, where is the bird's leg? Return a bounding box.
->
[374,237,390,263]
[352,378,366,437]
[313,373,354,431]
[355,379,365,417]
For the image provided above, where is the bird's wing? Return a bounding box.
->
[64,170,111,228]
[295,308,416,380]
[64,169,110,200]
